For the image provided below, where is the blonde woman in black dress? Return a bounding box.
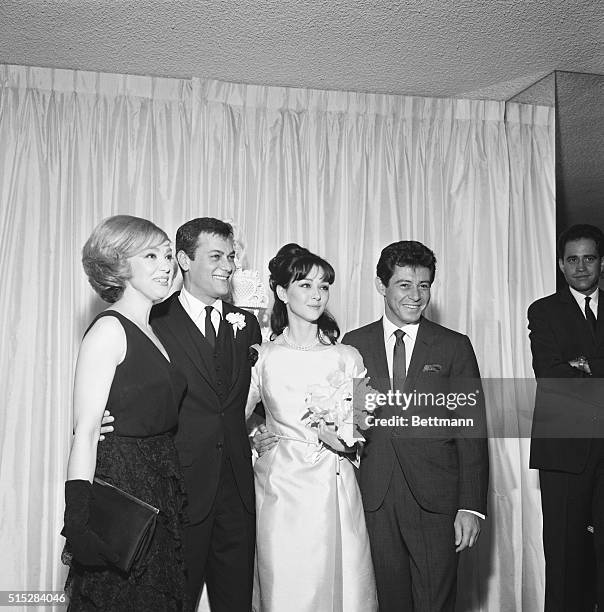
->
[62,215,187,610]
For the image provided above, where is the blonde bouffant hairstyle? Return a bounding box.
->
[82,215,169,303]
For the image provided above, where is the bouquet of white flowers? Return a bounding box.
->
[301,367,377,447]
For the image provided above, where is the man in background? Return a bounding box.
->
[529,223,604,611]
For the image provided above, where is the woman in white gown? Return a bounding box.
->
[246,243,377,612]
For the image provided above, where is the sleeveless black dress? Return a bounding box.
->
[63,311,188,611]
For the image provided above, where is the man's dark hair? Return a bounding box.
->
[175,218,234,260]
[376,240,437,286]
[557,224,604,259]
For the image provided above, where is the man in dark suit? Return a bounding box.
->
[342,240,488,612]
[153,218,261,610]
[528,224,604,611]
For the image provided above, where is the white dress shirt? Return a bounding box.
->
[382,315,419,381]
[569,285,598,319]
[178,286,223,337]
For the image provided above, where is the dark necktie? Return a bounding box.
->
[393,329,406,391]
[585,296,597,335]
[204,305,216,348]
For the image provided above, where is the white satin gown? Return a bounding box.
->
[246,339,377,612]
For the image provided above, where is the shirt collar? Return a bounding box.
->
[382,313,420,343]
[569,285,599,310]
[180,286,223,319]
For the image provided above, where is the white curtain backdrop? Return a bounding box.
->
[0,64,191,600]
[0,64,554,611]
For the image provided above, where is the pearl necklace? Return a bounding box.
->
[282,327,321,351]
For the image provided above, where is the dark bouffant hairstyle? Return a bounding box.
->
[175,218,234,265]
[376,240,437,286]
[557,224,604,259]
[82,215,169,303]
[268,243,339,344]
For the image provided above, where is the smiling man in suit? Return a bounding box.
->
[151,218,261,611]
[528,224,604,611]
[342,240,488,612]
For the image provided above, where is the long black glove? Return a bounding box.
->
[62,479,117,567]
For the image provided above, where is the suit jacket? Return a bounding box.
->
[342,317,489,516]
[528,286,604,473]
[151,292,261,523]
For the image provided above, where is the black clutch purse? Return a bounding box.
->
[90,477,159,573]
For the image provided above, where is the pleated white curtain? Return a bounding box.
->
[0,64,554,611]
[0,64,191,597]
[191,80,556,612]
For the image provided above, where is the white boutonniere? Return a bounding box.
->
[225,312,246,337]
